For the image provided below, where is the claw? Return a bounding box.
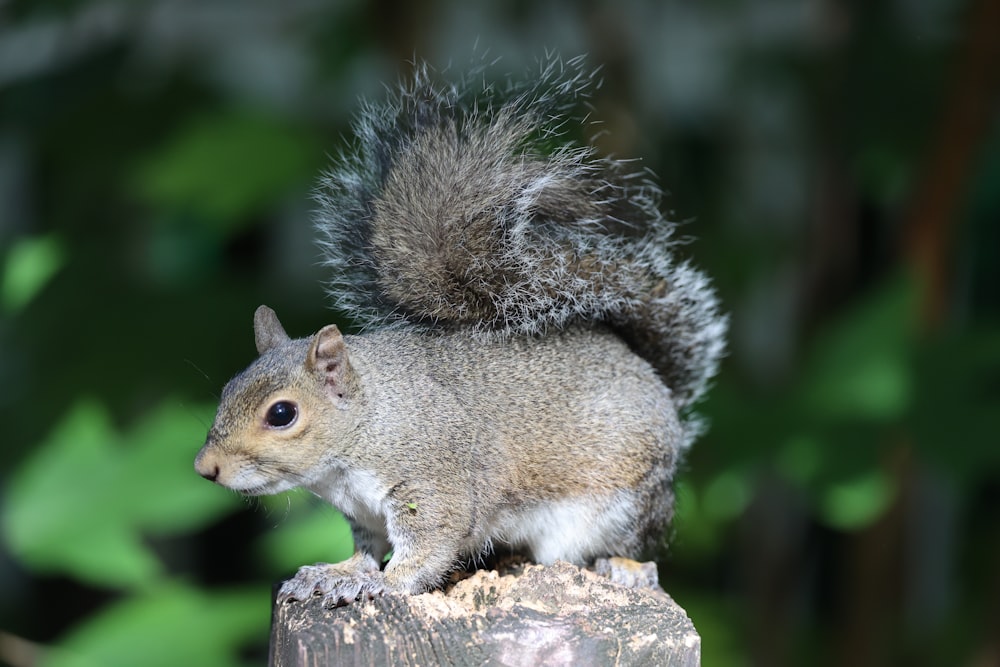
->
[277,564,388,607]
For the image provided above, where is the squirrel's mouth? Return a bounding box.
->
[228,476,298,496]
[212,464,299,496]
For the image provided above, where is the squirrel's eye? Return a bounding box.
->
[265,401,297,428]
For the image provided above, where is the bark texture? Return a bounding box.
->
[270,559,700,667]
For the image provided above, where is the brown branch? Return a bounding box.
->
[904,0,1000,327]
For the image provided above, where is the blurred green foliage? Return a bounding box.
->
[46,584,266,667]
[135,112,319,229]
[1,1,998,666]
[2,236,64,313]
[2,399,352,664]
[5,401,233,587]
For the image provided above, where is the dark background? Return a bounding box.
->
[1,1,998,666]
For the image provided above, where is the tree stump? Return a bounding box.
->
[269,559,700,666]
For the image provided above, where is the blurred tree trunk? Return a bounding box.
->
[842,0,1000,664]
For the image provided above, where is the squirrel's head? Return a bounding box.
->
[194,305,360,495]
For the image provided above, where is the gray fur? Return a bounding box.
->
[315,56,727,424]
[195,58,728,605]
[197,325,681,602]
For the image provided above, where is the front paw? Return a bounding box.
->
[278,564,388,608]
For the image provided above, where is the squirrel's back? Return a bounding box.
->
[330,325,682,560]
[315,56,727,443]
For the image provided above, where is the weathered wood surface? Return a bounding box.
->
[269,559,700,667]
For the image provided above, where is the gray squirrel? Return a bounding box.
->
[194,57,727,607]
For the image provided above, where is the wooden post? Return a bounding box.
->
[270,559,700,666]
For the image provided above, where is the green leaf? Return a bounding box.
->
[1,234,64,312]
[702,469,752,521]
[672,479,725,557]
[134,112,317,228]
[819,469,896,530]
[256,499,354,574]
[117,401,240,533]
[43,583,267,667]
[775,434,824,486]
[2,400,238,589]
[801,276,917,422]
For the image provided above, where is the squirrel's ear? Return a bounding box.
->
[254,305,290,355]
[307,324,356,403]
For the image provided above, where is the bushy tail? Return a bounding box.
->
[315,56,727,414]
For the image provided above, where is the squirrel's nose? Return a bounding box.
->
[194,449,220,482]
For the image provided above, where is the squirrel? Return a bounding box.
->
[194,56,727,607]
